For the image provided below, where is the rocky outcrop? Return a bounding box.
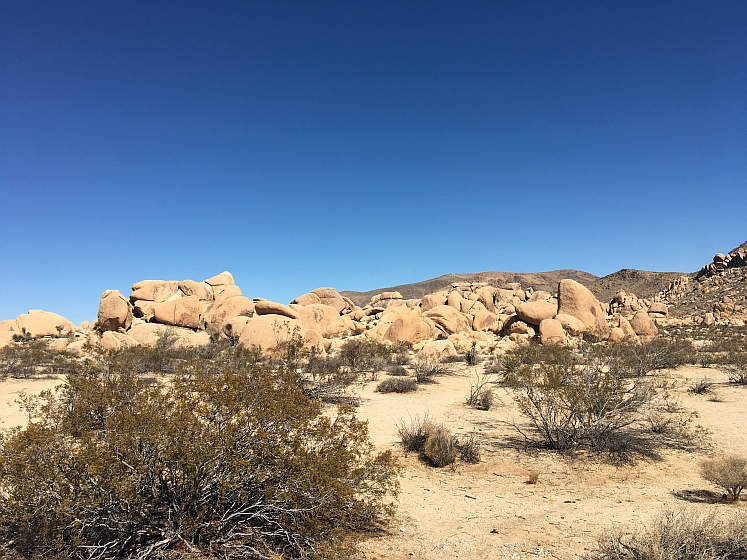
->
[15,310,75,338]
[557,279,610,339]
[423,305,472,334]
[97,290,133,332]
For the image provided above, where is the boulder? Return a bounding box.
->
[418,340,457,361]
[508,320,535,337]
[101,330,139,351]
[254,300,299,319]
[223,316,252,340]
[97,290,132,332]
[629,311,657,342]
[554,313,586,335]
[608,327,626,344]
[126,323,206,347]
[475,286,497,312]
[447,291,463,310]
[311,288,348,313]
[204,271,235,286]
[15,310,75,338]
[703,312,715,326]
[238,315,320,352]
[448,331,492,352]
[618,316,639,342]
[50,338,69,352]
[292,292,322,306]
[133,300,156,321]
[539,319,565,346]
[471,307,500,331]
[423,305,473,334]
[178,280,213,300]
[515,299,557,326]
[557,279,610,339]
[0,320,19,347]
[648,302,668,316]
[130,280,179,303]
[151,296,202,329]
[375,305,437,344]
[208,296,255,333]
[293,304,347,337]
[421,292,447,312]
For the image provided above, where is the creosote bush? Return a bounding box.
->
[0,352,399,560]
[423,426,458,467]
[395,415,480,467]
[338,339,392,373]
[0,340,78,379]
[590,508,747,560]
[413,360,452,384]
[700,454,747,501]
[376,377,418,393]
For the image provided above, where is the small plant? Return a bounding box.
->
[465,341,480,366]
[526,470,539,484]
[396,414,435,453]
[377,377,418,393]
[689,376,715,395]
[423,426,458,467]
[413,360,451,383]
[697,350,714,368]
[458,432,481,464]
[10,328,33,343]
[386,364,409,376]
[466,373,495,410]
[700,454,747,501]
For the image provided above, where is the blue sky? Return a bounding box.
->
[1,1,745,323]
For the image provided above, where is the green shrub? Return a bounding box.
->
[701,454,747,501]
[590,508,747,560]
[0,357,399,559]
[377,377,418,393]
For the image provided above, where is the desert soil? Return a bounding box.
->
[0,366,744,560]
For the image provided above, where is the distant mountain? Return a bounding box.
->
[585,269,687,304]
[340,269,598,307]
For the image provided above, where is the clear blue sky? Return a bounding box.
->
[1,1,745,323]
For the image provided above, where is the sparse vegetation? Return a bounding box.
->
[396,415,479,466]
[689,376,715,395]
[700,454,747,501]
[526,470,539,485]
[465,341,480,365]
[413,360,452,384]
[0,349,399,560]
[377,377,418,393]
[423,426,459,467]
[466,373,495,410]
[0,340,78,379]
[590,508,747,560]
[396,413,436,453]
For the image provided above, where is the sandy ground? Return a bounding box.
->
[351,364,747,560]
[0,366,744,560]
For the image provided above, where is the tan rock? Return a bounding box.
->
[423,305,472,334]
[101,330,139,351]
[421,292,447,312]
[648,302,668,316]
[16,310,75,338]
[204,271,235,286]
[0,320,18,347]
[254,300,299,319]
[703,312,715,326]
[223,316,252,340]
[97,290,133,332]
[515,300,557,326]
[608,327,626,344]
[629,310,657,342]
[557,279,610,339]
[618,316,639,342]
[294,304,347,337]
[539,319,565,345]
[472,307,500,331]
[238,315,320,352]
[418,340,457,361]
[292,292,322,306]
[447,291,463,310]
[375,305,437,344]
[130,280,179,303]
[554,313,586,335]
[151,295,202,329]
[476,286,497,312]
[448,331,492,353]
[214,284,242,304]
[311,288,348,313]
[508,320,535,337]
[133,300,156,321]
[208,296,255,333]
[178,280,213,300]
[50,338,69,352]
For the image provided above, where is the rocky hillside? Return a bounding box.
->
[341,269,598,307]
[586,269,686,304]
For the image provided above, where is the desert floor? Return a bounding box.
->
[1,365,744,560]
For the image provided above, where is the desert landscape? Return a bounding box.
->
[0,241,745,559]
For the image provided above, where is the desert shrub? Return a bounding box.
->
[526,470,539,484]
[339,339,392,372]
[600,337,695,379]
[466,373,495,410]
[512,359,653,452]
[441,353,465,363]
[377,377,418,393]
[413,360,452,383]
[386,364,409,376]
[0,357,399,559]
[689,376,715,395]
[423,426,458,467]
[723,347,747,384]
[700,454,747,501]
[590,507,747,560]
[465,342,480,365]
[390,344,411,365]
[301,349,357,402]
[458,432,481,464]
[0,341,78,379]
[396,414,436,453]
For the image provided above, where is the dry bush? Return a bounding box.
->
[0,355,399,560]
[0,341,78,379]
[301,348,357,402]
[700,454,747,501]
[526,470,539,484]
[458,432,481,464]
[338,339,392,373]
[413,360,452,383]
[466,373,495,410]
[590,507,747,560]
[386,364,409,376]
[689,376,715,395]
[465,341,480,366]
[423,426,458,467]
[396,414,436,453]
[377,377,418,394]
